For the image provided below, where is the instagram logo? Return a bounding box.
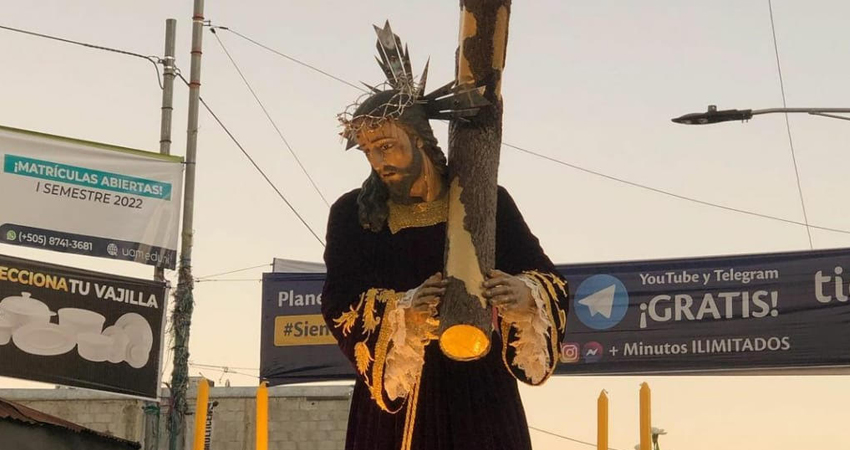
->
[560,342,580,363]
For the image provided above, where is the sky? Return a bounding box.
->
[2,1,850,449]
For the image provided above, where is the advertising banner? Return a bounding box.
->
[260,248,850,384]
[261,273,351,385]
[0,125,184,269]
[562,247,850,374]
[0,254,167,399]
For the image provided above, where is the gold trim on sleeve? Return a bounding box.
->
[526,271,564,382]
[369,291,404,413]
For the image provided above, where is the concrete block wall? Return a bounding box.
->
[0,388,147,442]
[0,384,353,450]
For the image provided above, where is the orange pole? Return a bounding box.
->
[191,378,210,450]
[639,382,651,450]
[597,390,608,450]
[256,382,268,450]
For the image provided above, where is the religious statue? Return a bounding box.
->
[321,21,568,450]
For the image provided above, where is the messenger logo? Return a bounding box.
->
[573,274,629,330]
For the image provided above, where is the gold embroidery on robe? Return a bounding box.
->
[354,341,373,379]
[386,196,448,234]
[362,289,382,336]
[333,305,359,336]
[369,292,403,413]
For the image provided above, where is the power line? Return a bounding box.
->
[212,26,367,92]
[4,22,843,239]
[504,142,850,235]
[767,0,813,249]
[189,363,259,380]
[196,263,271,280]
[175,71,326,248]
[189,362,259,372]
[195,278,261,283]
[0,23,164,89]
[208,27,850,237]
[209,28,331,208]
[529,426,622,450]
[0,25,326,248]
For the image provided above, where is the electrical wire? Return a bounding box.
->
[175,71,326,247]
[195,278,261,283]
[189,362,259,372]
[210,28,331,208]
[212,26,367,92]
[207,25,850,237]
[529,426,623,450]
[189,362,259,379]
[504,142,850,235]
[0,23,164,89]
[195,263,271,280]
[8,22,842,239]
[767,0,814,249]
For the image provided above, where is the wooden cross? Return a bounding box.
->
[439,0,512,361]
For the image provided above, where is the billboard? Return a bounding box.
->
[0,125,183,269]
[260,273,351,385]
[561,247,850,374]
[0,254,167,399]
[260,248,850,384]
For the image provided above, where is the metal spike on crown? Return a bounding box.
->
[338,21,490,149]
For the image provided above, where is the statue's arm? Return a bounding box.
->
[321,193,430,412]
[494,187,569,385]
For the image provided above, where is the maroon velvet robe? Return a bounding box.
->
[321,187,568,450]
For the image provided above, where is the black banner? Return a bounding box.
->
[0,254,166,398]
[260,248,850,385]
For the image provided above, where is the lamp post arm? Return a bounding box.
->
[752,107,850,115]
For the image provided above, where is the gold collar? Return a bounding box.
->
[386,197,448,234]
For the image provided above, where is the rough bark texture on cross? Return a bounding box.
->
[439,0,511,361]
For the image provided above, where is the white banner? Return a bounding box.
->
[0,125,183,269]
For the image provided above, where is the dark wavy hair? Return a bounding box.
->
[352,90,447,232]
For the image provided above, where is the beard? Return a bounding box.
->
[384,146,424,204]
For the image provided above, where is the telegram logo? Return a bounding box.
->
[573,274,629,330]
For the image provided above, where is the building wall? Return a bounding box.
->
[0,384,352,450]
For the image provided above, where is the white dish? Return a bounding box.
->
[126,344,150,369]
[0,292,55,328]
[102,326,130,363]
[77,333,114,362]
[58,308,106,336]
[115,313,153,349]
[0,316,13,345]
[12,323,75,356]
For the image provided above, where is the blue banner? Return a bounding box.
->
[260,248,850,385]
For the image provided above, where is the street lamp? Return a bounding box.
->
[671,104,850,125]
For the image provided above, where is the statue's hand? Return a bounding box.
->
[407,272,445,323]
[482,269,534,312]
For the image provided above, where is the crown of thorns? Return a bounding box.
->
[338,21,490,150]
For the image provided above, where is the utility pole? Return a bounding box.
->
[168,1,205,449]
[148,18,177,450]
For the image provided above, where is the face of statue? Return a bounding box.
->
[355,119,424,202]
